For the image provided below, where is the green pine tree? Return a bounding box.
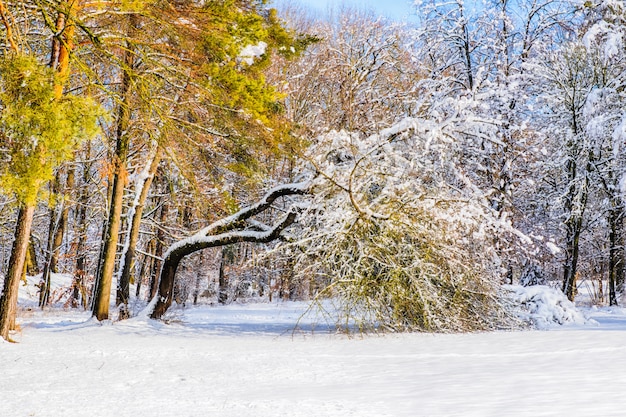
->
[0,54,101,341]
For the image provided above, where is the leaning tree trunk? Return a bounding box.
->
[0,204,36,341]
[151,211,299,319]
[150,182,310,319]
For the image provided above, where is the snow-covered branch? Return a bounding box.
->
[149,182,312,319]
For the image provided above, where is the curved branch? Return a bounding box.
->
[197,181,310,237]
[149,182,311,320]
[150,209,300,319]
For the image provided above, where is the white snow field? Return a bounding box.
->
[3,296,626,417]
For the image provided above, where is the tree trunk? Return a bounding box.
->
[218,248,228,304]
[561,145,590,302]
[51,167,74,272]
[562,215,583,301]
[92,164,127,320]
[149,193,170,300]
[25,237,39,276]
[608,200,624,306]
[150,182,309,319]
[73,146,92,309]
[92,15,136,320]
[42,0,79,308]
[117,145,161,308]
[39,178,60,308]
[138,239,155,298]
[0,204,36,341]
[40,168,75,308]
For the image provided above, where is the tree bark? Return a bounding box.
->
[51,167,74,272]
[40,168,75,308]
[148,183,310,319]
[39,176,61,308]
[25,237,39,276]
[608,197,624,306]
[117,145,162,307]
[218,248,229,304]
[72,145,92,309]
[561,143,591,302]
[149,193,170,300]
[0,204,36,341]
[92,159,127,320]
[562,214,583,301]
[92,14,137,320]
[151,209,299,319]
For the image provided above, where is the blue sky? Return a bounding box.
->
[272,0,418,22]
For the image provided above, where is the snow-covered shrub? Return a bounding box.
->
[504,285,589,329]
[283,119,523,332]
[519,262,548,287]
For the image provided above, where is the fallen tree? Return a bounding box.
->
[150,182,311,319]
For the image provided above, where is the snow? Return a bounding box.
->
[504,284,591,329]
[238,41,268,65]
[546,241,561,255]
[4,284,626,416]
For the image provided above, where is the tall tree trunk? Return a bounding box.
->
[0,204,36,341]
[218,248,228,304]
[135,242,155,299]
[39,176,61,308]
[117,145,161,308]
[608,198,624,306]
[38,0,80,308]
[51,167,74,272]
[562,215,583,301]
[149,191,170,300]
[562,151,591,301]
[92,160,128,320]
[40,168,75,308]
[72,144,92,309]
[92,17,136,320]
[25,237,39,276]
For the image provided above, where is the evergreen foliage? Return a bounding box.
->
[0,54,101,205]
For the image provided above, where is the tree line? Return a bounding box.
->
[0,0,625,339]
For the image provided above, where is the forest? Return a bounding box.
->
[0,0,625,342]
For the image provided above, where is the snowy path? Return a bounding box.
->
[2,303,626,416]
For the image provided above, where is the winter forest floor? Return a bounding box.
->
[3,288,626,417]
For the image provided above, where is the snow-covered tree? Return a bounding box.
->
[281,118,524,332]
[270,7,420,137]
[579,0,626,303]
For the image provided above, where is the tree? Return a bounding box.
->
[39,0,81,307]
[0,54,100,340]
[90,11,140,321]
[150,182,309,319]
[578,0,626,304]
[531,44,597,300]
[280,118,523,332]
[82,0,305,320]
[270,7,417,137]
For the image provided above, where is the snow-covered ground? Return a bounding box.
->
[3,293,626,417]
